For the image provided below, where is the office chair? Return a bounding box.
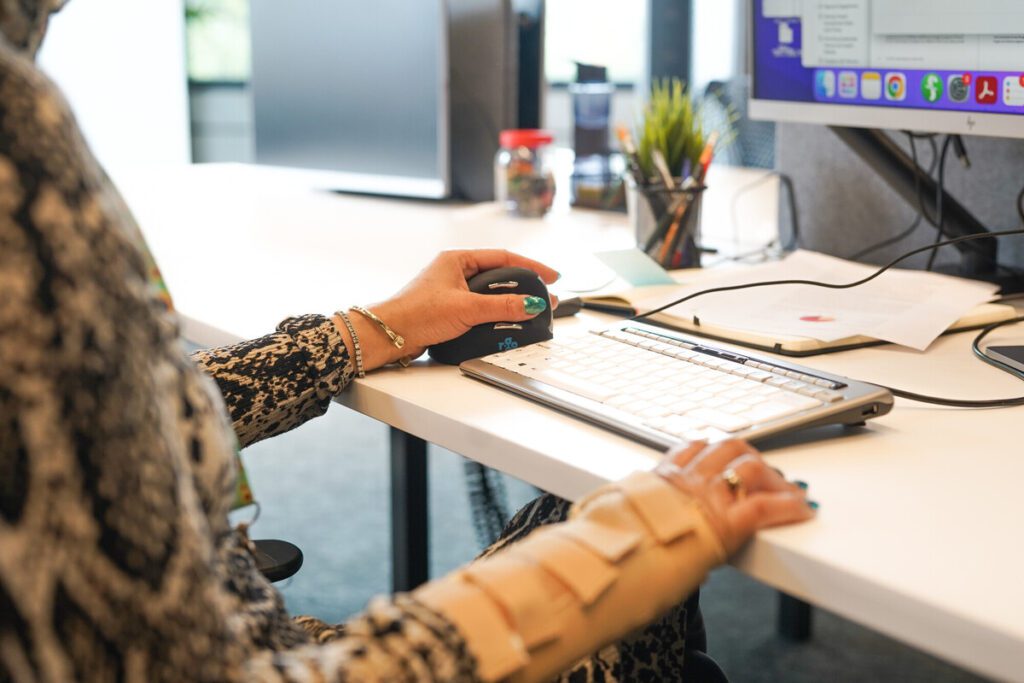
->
[252,539,303,582]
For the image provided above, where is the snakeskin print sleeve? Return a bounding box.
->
[0,9,481,681]
[191,316,355,448]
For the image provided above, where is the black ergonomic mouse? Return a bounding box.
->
[428,267,553,365]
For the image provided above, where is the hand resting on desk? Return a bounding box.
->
[657,439,816,555]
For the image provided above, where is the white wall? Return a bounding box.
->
[37,0,191,170]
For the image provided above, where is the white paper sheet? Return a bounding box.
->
[635,250,999,351]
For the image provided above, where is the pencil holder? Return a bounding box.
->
[626,179,705,269]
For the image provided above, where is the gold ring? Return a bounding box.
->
[721,467,745,499]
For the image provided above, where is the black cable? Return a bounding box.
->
[925,135,954,271]
[463,460,511,549]
[1017,184,1024,225]
[875,316,1024,408]
[777,172,801,250]
[914,133,940,228]
[849,132,931,261]
[878,314,1024,408]
[629,229,1024,408]
[973,314,1024,382]
[633,228,1024,321]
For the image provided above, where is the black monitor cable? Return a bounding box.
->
[849,131,936,262]
[972,315,1024,384]
[924,135,955,271]
[852,134,1021,279]
[631,229,1024,408]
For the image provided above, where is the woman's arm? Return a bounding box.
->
[191,315,354,448]
[192,250,559,448]
[248,441,811,682]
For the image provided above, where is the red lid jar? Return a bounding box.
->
[494,129,556,218]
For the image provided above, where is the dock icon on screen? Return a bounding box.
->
[884,73,906,101]
[1003,76,1024,107]
[861,72,882,100]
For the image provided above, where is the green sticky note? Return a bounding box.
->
[595,249,677,286]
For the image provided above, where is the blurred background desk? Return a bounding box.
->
[121,163,1023,683]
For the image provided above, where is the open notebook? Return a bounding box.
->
[579,252,1017,356]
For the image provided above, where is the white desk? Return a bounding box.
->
[121,163,1024,682]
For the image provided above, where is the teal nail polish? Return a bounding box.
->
[524,296,547,315]
[807,500,819,511]
[794,480,809,490]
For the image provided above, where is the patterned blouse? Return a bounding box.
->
[0,2,479,680]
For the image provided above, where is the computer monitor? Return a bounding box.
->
[748,0,1024,139]
[747,0,1024,284]
[250,0,542,201]
[251,0,450,199]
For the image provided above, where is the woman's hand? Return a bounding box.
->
[655,440,815,555]
[338,249,559,371]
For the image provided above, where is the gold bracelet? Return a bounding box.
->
[349,305,412,367]
[335,311,365,378]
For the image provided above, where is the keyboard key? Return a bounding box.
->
[814,389,845,402]
[606,394,639,408]
[521,368,617,402]
[720,387,750,400]
[777,393,823,410]
[686,390,714,404]
[702,397,731,410]
[687,408,752,432]
[665,400,698,415]
[746,401,804,423]
[638,406,672,419]
[648,415,706,437]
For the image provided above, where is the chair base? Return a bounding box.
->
[253,539,303,582]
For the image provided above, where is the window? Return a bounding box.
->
[185,0,251,82]
[544,0,648,85]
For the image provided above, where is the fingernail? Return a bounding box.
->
[806,500,819,511]
[524,296,547,315]
[794,480,809,491]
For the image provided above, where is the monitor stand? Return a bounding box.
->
[829,126,1023,293]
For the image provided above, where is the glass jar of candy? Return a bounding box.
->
[494,129,556,217]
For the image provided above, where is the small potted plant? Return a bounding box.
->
[620,78,732,268]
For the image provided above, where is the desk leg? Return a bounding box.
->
[390,428,429,592]
[777,592,813,641]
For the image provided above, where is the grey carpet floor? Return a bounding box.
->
[236,404,989,683]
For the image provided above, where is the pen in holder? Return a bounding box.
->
[627,178,705,269]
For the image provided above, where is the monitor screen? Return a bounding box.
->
[748,0,1024,139]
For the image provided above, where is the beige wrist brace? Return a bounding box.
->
[414,471,726,682]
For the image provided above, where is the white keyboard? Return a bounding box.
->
[460,322,893,448]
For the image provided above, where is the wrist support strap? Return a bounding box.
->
[415,471,726,682]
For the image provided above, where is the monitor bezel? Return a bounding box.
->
[746,5,1024,141]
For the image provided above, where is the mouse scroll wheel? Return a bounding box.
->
[487,281,520,290]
